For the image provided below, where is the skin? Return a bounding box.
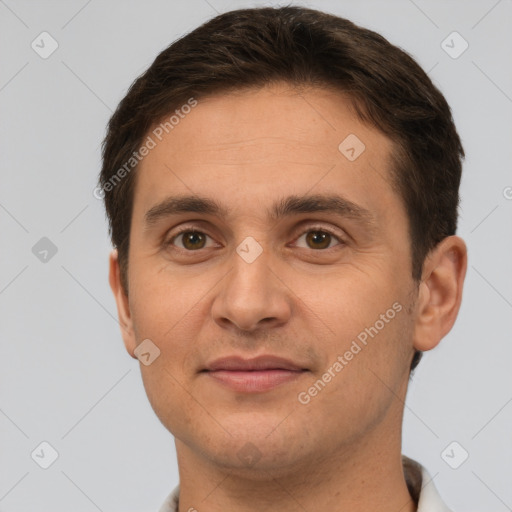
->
[109,82,467,512]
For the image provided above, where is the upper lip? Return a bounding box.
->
[203,355,307,372]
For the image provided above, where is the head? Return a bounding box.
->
[101,6,467,474]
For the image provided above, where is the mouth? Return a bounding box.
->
[201,355,309,393]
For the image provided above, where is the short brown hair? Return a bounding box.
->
[99,6,464,373]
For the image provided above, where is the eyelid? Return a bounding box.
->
[289,223,346,248]
[166,224,218,249]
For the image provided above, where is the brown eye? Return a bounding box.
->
[305,231,331,249]
[172,230,210,250]
[294,228,344,250]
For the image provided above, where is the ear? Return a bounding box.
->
[413,235,467,352]
[109,249,137,359]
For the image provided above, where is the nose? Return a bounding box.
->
[211,246,292,333]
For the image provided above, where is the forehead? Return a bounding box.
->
[133,83,401,226]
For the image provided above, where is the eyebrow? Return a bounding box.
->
[143,193,377,231]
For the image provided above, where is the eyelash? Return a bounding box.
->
[165,224,346,252]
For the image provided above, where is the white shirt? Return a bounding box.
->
[158,455,453,512]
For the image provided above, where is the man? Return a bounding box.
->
[99,6,467,511]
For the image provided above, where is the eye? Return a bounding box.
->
[165,225,345,253]
[168,229,216,251]
[293,227,345,250]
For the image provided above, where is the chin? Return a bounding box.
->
[199,419,316,472]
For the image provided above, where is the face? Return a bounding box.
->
[116,83,420,475]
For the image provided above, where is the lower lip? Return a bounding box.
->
[205,369,306,393]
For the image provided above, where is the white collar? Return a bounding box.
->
[158,455,452,512]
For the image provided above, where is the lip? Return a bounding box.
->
[204,355,306,372]
[202,355,308,393]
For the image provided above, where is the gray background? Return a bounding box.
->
[1,0,511,510]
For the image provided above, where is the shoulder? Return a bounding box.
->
[402,455,454,512]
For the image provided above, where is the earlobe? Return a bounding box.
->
[108,249,138,359]
[412,236,467,352]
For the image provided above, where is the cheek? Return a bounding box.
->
[133,304,207,437]
[327,285,414,384]
[127,268,207,411]
[139,360,201,443]
[297,306,414,445]
[128,257,210,340]
[305,267,414,391]
[296,261,404,342]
